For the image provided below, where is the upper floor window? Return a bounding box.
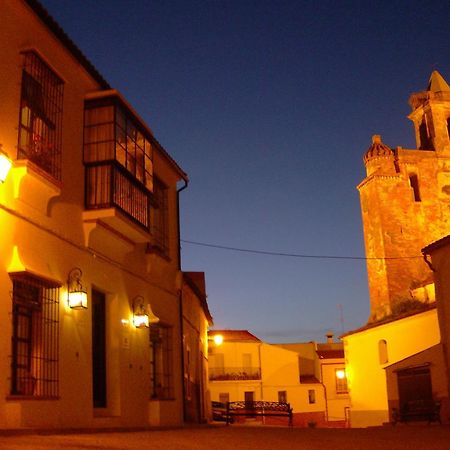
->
[10,273,60,398]
[84,99,153,190]
[18,51,64,180]
[84,98,154,229]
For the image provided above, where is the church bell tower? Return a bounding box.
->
[359,71,450,322]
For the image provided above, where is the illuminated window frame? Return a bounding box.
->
[335,368,348,394]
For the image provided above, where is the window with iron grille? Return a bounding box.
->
[18,51,64,180]
[153,178,169,254]
[150,324,173,399]
[10,274,60,398]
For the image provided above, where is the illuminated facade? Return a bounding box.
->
[343,71,450,427]
[0,0,210,429]
[181,272,213,423]
[208,330,349,426]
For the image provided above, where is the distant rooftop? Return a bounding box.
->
[208,330,261,342]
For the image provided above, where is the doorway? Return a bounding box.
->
[397,365,432,410]
[92,289,107,408]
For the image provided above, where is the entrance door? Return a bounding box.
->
[397,365,432,410]
[92,289,107,408]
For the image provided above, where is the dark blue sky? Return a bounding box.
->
[40,0,450,342]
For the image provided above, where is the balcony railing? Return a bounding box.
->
[85,162,151,230]
[209,367,261,381]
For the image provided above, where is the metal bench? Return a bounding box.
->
[392,399,441,424]
[226,401,293,426]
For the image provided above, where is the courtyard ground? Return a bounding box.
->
[0,423,448,450]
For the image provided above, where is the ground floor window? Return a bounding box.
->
[150,324,173,399]
[10,273,60,398]
[308,389,316,404]
[278,390,287,403]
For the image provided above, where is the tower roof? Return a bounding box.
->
[427,70,450,93]
[363,135,393,164]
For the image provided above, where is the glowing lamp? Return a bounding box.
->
[336,369,346,380]
[132,296,159,328]
[0,151,12,183]
[213,334,224,346]
[67,268,88,309]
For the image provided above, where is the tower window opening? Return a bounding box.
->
[409,174,421,202]
[419,118,433,150]
[447,118,450,139]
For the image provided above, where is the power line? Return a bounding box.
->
[180,239,423,261]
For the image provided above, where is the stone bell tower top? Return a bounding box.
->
[409,70,450,153]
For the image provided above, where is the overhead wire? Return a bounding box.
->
[180,239,423,261]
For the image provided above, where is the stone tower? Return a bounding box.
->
[359,71,450,322]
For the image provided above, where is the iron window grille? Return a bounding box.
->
[150,324,173,399]
[10,273,60,398]
[18,51,64,181]
[83,99,154,229]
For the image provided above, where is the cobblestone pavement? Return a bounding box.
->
[0,424,449,450]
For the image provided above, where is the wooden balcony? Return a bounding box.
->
[83,161,152,244]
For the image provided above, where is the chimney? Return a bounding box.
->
[326,332,334,344]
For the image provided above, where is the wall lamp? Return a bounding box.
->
[67,268,88,309]
[132,296,159,328]
[209,334,224,346]
[0,150,12,183]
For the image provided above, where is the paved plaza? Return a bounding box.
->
[0,424,449,450]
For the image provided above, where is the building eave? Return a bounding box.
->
[340,303,437,338]
[24,0,111,90]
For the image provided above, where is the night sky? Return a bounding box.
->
[40,0,450,342]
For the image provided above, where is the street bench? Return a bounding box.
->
[392,399,441,424]
[226,401,293,426]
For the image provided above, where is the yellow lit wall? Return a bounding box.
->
[342,308,440,427]
[0,0,188,430]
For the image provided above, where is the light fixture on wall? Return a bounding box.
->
[132,296,159,328]
[67,268,88,309]
[0,150,12,183]
[208,333,224,346]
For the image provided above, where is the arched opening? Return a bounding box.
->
[378,339,388,364]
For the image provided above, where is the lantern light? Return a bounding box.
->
[336,369,346,380]
[213,334,224,346]
[0,150,12,183]
[132,296,159,328]
[67,268,88,309]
